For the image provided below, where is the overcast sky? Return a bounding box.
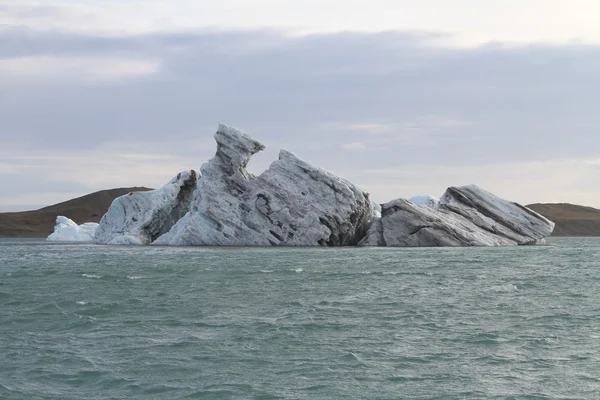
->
[1,0,599,211]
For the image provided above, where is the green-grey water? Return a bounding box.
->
[1,238,600,399]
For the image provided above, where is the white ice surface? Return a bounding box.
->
[46,216,98,242]
[409,194,440,208]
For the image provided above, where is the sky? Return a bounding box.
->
[1,0,599,211]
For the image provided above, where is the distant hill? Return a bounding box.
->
[0,187,152,238]
[527,203,600,236]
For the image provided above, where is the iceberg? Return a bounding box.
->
[88,123,554,247]
[93,170,200,245]
[153,124,378,246]
[46,216,98,242]
[360,185,555,247]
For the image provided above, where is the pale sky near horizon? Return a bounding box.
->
[1,0,599,211]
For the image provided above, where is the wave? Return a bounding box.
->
[81,274,103,279]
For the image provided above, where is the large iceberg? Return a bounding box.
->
[93,170,200,245]
[360,185,555,247]
[47,216,98,242]
[153,124,378,246]
[87,123,554,247]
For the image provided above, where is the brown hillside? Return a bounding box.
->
[0,187,152,238]
[527,203,600,237]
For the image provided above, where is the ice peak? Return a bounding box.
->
[278,149,296,160]
[214,123,265,174]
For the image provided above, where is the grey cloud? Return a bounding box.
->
[1,28,600,207]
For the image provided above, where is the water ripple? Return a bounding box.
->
[1,237,600,399]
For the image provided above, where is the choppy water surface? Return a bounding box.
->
[1,238,600,399]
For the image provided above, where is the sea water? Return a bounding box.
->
[1,238,600,399]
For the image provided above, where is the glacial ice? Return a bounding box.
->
[93,170,200,245]
[153,124,379,246]
[87,123,554,247]
[360,185,555,247]
[410,194,440,208]
[46,216,98,242]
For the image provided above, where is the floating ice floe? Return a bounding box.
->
[46,216,98,242]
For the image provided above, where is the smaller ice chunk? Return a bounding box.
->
[46,216,98,242]
[361,185,555,247]
[410,194,440,209]
[94,170,200,245]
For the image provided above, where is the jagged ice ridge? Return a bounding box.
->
[61,123,554,247]
[154,124,379,246]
